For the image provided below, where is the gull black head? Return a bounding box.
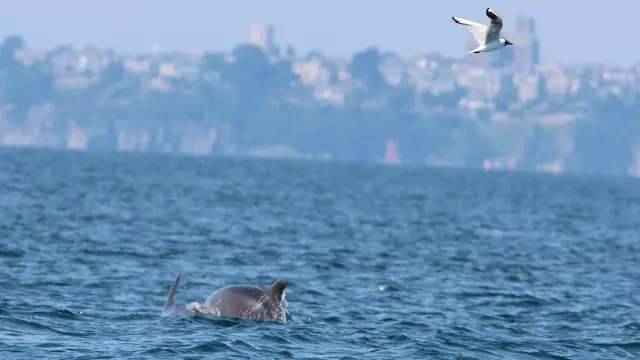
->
[505,40,513,46]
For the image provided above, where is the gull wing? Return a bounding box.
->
[484,8,503,44]
[451,16,488,46]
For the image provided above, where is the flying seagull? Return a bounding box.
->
[452,8,513,54]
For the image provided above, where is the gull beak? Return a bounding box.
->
[505,40,513,46]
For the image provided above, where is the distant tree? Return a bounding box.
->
[221,43,299,105]
[0,35,25,52]
[269,45,281,58]
[149,61,160,77]
[48,44,73,59]
[199,53,230,108]
[271,59,300,91]
[100,60,126,84]
[285,45,296,60]
[495,74,518,111]
[0,35,25,70]
[433,84,467,108]
[200,52,227,76]
[348,47,389,94]
[3,62,55,118]
[570,94,636,175]
[536,75,548,101]
[223,43,272,104]
[305,49,324,61]
[387,85,415,111]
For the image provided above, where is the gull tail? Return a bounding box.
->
[162,273,195,317]
[467,46,483,54]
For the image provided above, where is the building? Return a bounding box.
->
[249,24,275,52]
[514,14,540,72]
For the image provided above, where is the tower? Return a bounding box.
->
[514,14,540,72]
[249,24,275,52]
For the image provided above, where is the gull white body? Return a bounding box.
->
[470,39,510,54]
[452,8,513,54]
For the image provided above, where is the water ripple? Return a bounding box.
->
[1,148,640,359]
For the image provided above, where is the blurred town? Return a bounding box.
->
[0,14,639,177]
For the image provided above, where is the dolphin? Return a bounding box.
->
[161,273,292,322]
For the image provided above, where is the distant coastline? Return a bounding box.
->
[0,29,638,178]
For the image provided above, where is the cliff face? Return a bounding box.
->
[4,108,640,179]
[0,110,232,157]
[628,145,640,178]
[0,104,61,148]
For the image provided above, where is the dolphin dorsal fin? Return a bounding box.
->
[265,279,287,302]
[162,273,181,315]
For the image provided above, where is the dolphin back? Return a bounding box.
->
[202,279,290,322]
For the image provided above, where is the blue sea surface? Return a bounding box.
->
[0,147,639,359]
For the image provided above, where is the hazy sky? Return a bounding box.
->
[0,0,634,66]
